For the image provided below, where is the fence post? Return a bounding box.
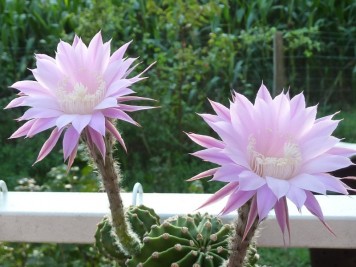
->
[273,31,286,96]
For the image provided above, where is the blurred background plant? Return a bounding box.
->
[0,0,355,266]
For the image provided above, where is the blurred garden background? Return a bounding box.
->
[0,0,355,266]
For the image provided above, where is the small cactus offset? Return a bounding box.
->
[95,205,160,264]
[243,243,261,267]
[126,213,232,267]
[126,205,160,239]
[95,216,127,264]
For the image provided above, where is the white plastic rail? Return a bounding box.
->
[1,142,356,248]
[0,189,355,248]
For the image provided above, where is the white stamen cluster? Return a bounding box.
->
[56,76,106,114]
[248,137,301,180]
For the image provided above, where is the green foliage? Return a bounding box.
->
[258,248,310,267]
[0,242,116,267]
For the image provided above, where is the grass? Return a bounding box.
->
[259,248,311,267]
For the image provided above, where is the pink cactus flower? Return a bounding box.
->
[187,83,355,238]
[6,32,154,168]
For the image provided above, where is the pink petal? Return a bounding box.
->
[198,182,238,210]
[105,79,135,98]
[72,114,91,134]
[35,127,63,163]
[313,174,348,195]
[67,144,78,171]
[88,126,106,159]
[187,168,218,181]
[238,171,266,190]
[21,96,61,110]
[266,176,290,199]
[27,118,57,137]
[109,40,132,63]
[19,108,63,120]
[221,188,255,215]
[118,96,155,102]
[211,164,245,182]
[304,191,334,235]
[10,81,50,96]
[290,173,326,195]
[105,57,137,87]
[328,145,356,157]
[230,94,255,136]
[89,112,106,136]
[290,105,317,138]
[130,61,155,80]
[224,146,251,169]
[56,40,76,74]
[209,99,230,121]
[32,57,62,90]
[186,133,224,149]
[199,113,221,123]
[35,53,56,63]
[105,120,127,152]
[256,82,272,103]
[101,108,139,126]
[301,136,340,161]
[87,32,105,67]
[208,121,241,147]
[4,96,27,109]
[242,196,258,240]
[274,197,290,243]
[256,185,277,220]
[302,119,339,141]
[63,126,80,160]
[191,148,232,165]
[301,154,352,174]
[290,92,306,117]
[286,186,306,209]
[56,114,77,130]
[117,104,155,112]
[72,35,80,47]
[73,36,88,69]
[94,97,118,110]
[10,120,36,138]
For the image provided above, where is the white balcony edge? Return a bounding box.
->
[0,191,356,248]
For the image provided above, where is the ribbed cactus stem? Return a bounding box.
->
[227,201,259,267]
[87,132,141,256]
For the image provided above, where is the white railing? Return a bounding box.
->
[1,142,356,248]
[0,183,355,248]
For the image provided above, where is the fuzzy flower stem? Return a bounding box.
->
[227,201,259,267]
[87,132,141,256]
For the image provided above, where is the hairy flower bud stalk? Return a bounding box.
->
[227,201,259,267]
[86,131,141,256]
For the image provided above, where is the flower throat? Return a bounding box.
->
[248,137,301,180]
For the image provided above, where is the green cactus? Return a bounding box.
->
[95,205,160,264]
[243,243,261,267]
[126,213,232,267]
[95,215,127,264]
[126,205,160,239]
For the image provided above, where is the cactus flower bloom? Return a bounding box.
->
[188,84,355,237]
[6,32,153,168]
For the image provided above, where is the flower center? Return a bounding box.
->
[248,137,301,180]
[56,76,106,114]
